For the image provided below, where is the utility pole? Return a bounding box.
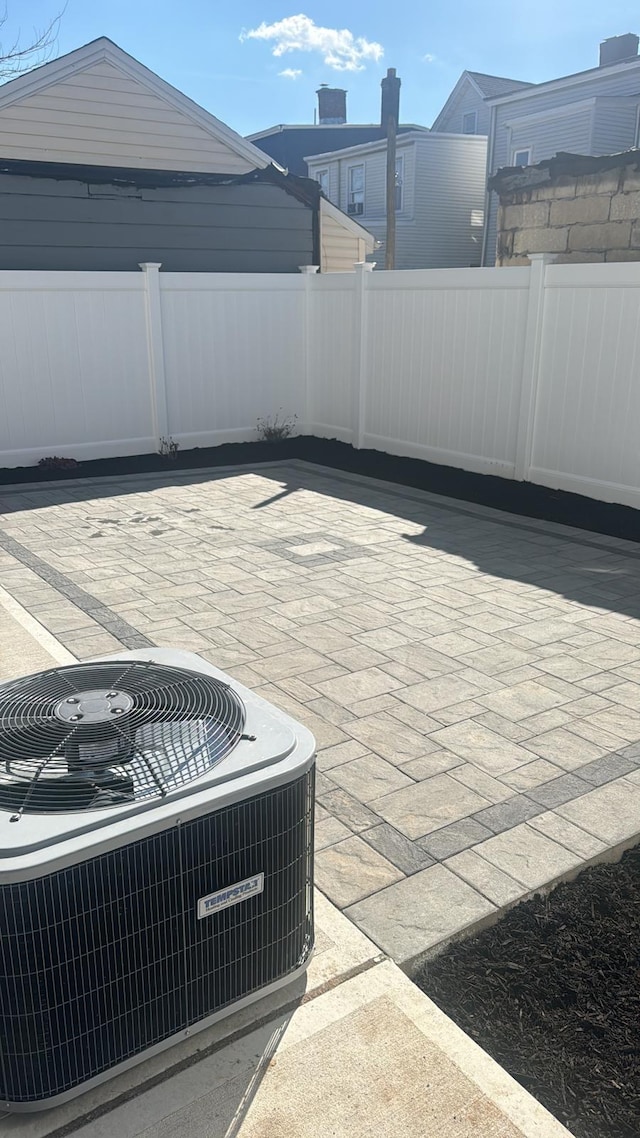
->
[381,67,401,271]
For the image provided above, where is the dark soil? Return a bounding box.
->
[0,437,638,544]
[416,848,640,1138]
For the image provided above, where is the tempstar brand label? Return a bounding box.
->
[197,873,264,919]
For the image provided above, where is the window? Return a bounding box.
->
[512,147,532,167]
[348,164,364,214]
[463,111,477,135]
[394,155,404,211]
[315,169,329,195]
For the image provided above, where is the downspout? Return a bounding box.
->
[312,193,321,269]
[481,101,497,266]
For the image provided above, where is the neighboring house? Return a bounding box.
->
[430,71,533,137]
[306,131,487,269]
[0,38,372,272]
[489,150,640,264]
[482,32,640,263]
[247,85,427,176]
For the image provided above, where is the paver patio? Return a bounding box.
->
[1,458,639,964]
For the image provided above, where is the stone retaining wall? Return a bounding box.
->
[496,164,640,265]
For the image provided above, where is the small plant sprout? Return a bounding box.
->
[256,412,298,442]
[158,436,179,461]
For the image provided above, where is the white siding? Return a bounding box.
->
[433,81,491,136]
[0,61,255,173]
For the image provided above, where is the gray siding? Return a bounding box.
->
[0,173,314,271]
[309,140,415,223]
[507,105,594,163]
[592,97,640,153]
[485,61,640,263]
[411,136,487,267]
[432,81,491,136]
[310,134,486,268]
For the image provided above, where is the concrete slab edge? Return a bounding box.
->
[365,962,571,1137]
[0,586,77,666]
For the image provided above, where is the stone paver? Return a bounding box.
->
[374,773,490,839]
[1,460,639,963]
[470,824,582,890]
[328,753,413,801]
[444,850,524,906]
[556,777,640,844]
[315,835,403,908]
[345,863,496,961]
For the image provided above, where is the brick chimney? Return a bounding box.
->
[317,86,347,124]
[599,33,639,66]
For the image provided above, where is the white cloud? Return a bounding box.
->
[241,14,383,73]
[279,67,302,79]
[422,53,436,63]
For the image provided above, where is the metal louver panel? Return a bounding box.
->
[0,661,246,815]
[0,769,314,1106]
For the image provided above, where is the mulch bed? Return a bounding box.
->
[0,437,638,544]
[416,847,640,1138]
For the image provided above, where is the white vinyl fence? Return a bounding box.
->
[1,257,640,509]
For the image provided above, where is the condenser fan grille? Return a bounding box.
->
[0,661,246,815]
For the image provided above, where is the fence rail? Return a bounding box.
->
[1,258,639,509]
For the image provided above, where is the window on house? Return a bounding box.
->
[315,169,329,195]
[463,111,477,135]
[512,147,532,167]
[395,155,404,211]
[348,164,365,214]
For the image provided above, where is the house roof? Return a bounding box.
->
[247,124,428,176]
[0,153,319,200]
[305,129,485,164]
[430,70,532,130]
[466,72,534,99]
[485,54,640,107]
[0,36,274,173]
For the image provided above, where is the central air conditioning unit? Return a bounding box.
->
[0,649,315,1112]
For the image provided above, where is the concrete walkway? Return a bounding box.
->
[0,461,638,966]
[0,592,570,1137]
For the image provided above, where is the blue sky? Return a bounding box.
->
[10,2,640,134]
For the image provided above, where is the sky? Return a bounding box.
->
[9,2,640,135]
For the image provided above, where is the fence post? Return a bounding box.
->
[353,261,374,449]
[299,264,319,434]
[139,262,169,450]
[514,253,552,482]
